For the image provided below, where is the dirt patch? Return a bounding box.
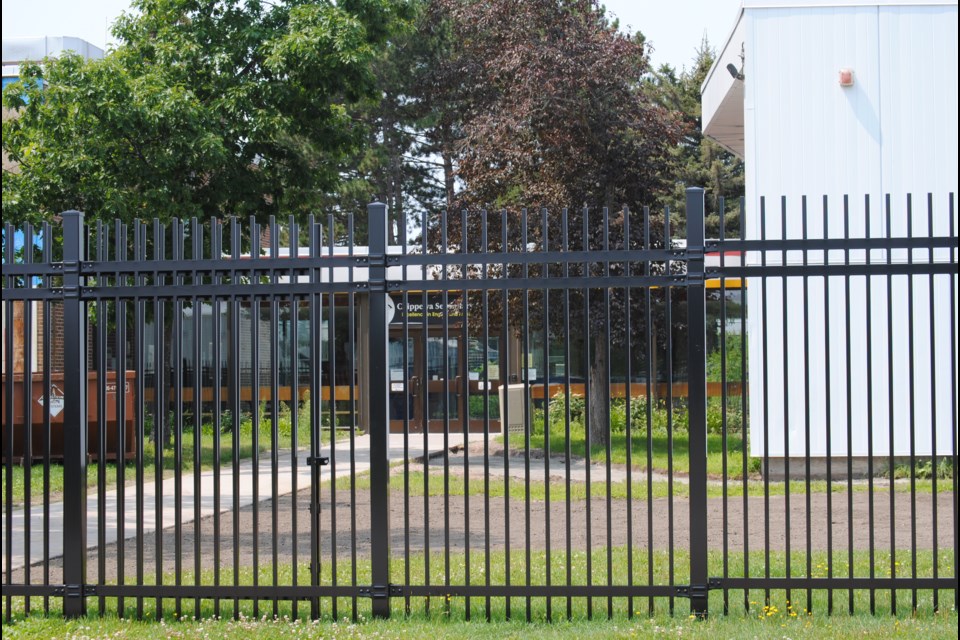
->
[18,472,952,585]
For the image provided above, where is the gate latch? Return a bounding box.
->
[304,456,330,467]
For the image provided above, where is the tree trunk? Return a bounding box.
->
[392,158,404,245]
[588,328,610,447]
[443,151,455,211]
[386,112,405,245]
[440,121,456,210]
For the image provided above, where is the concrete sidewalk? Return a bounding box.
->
[2,433,484,573]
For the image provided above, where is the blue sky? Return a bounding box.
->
[3,1,742,73]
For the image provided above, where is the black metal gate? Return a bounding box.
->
[2,188,956,621]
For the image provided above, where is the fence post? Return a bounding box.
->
[367,201,392,618]
[685,188,709,618]
[61,210,88,618]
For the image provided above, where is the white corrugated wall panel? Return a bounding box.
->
[873,0,959,464]
[878,5,959,208]
[744,4,958,459]
[874,0,957,464]
[745,5,883,243]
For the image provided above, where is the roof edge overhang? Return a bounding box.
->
[699,1,959,159]
[701,6,746,159]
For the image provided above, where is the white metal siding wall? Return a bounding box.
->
[874,6,959,462]
[745,5,883,241]
[879,6,959,209]
[744,4,958,458]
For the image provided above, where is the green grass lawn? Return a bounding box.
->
[347,467,678,500]
[3,548,955,639]
[7,427,949,513]
[511,395,953,488]
[2,609,956,640]
[351,468,951,501]
[3,393,953,512]
[509,429,951,494]
[522,428,746,478]
[508,394,748,479]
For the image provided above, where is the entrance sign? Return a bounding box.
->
[390,293,464,324]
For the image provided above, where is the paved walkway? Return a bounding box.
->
[2,433,484,573]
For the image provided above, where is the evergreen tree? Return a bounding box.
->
[650,39,745,238]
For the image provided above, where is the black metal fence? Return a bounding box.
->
[1,188,956,621]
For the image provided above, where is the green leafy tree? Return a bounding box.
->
[2,0,411,226]
[2,0,410,448]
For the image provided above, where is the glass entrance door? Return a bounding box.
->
[388,333,416,428]
[423,335,460,429]
[388,329,464,432]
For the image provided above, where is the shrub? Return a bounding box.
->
[707,397,743,434]
[535,391,742,439]
[707,334,745,382]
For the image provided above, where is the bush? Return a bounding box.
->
[546,393,585,423]
[543,392,685,436]
[891,457,954,480]
[707,334,745,382]
[298,391,312,428]
[707,397,743,434]
[538,392,742,437]
[468,394,500,420]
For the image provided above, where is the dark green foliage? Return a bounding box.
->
[707,333,745,383]
[320,0,451,243]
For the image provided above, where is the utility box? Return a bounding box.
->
[497,383,528,440]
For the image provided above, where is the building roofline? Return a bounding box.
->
[2,36,104,66]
